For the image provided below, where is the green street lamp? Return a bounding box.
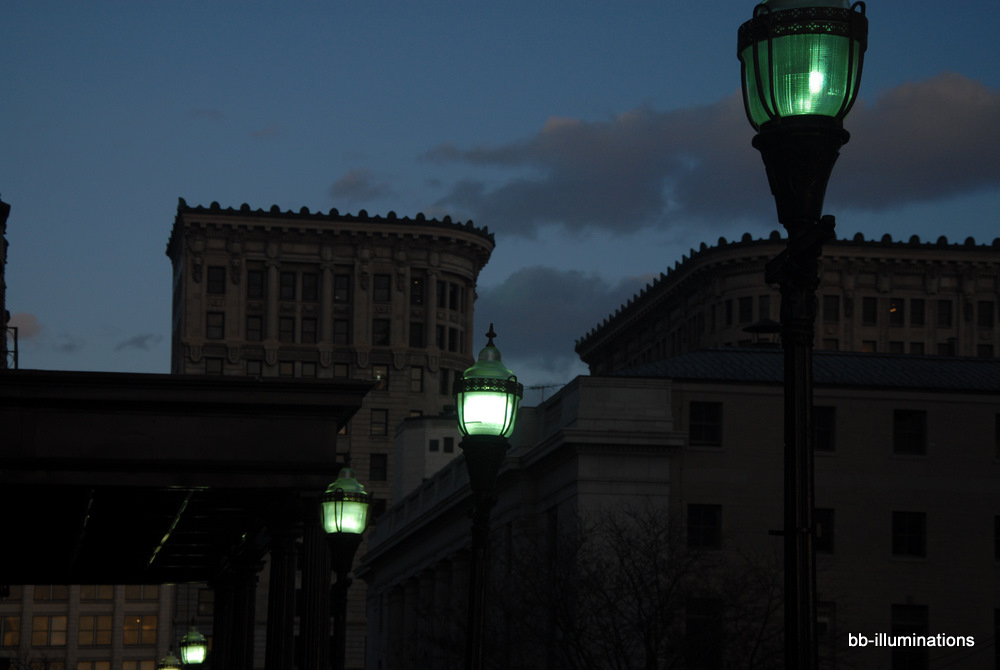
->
[738,2,867,669]
[321,467,370,670]
[157,650,182,670]
[178,621,207,665]
[453,323,523,670]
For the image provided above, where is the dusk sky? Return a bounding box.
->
[3,1,999,403]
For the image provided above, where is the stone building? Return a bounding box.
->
[362,350,1000,669]
[576,232,1000,374]
[165,199,495,668]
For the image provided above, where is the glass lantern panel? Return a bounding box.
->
[180,639,207,665]
[460,389,519,438]
[741,32,859,126]
[322,499,368,535]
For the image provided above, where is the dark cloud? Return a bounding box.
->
[53,334,85,354]
[475,266,651,384]
[8,312,42,339]
[329,168,393,203]
[114,333,164,352]
[429,74,1000,236]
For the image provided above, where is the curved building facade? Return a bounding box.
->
[577,231,1000,374]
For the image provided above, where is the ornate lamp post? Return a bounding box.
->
[453,324,523,670]
[738,2,867,668]
[321,467,371,670]
[157,650,182,670]
[178,621,208,665]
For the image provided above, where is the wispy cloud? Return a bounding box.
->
[329,168,393,203]
[251,125,279,139]
[428,74,1000,237]
[8,312,42,339]
[114,333,163,352]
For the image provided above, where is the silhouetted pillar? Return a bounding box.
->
[265,527,298,670]
[299,495,331,670]
[266,261,279,341]
[229,561,260,670]
[211,578,236,670]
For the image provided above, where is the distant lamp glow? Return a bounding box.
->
[322,468,370,535]
[738,0,868,130]
[158,650,182,670]
[454,324,523,439]
[179,623,207,665]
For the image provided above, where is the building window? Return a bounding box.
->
[333,363,349,378]
[278,361,294,377]
[206,266,226,294]
[888,298,905,326]
[78,663,111,670]
[205,357,224,375]
[33,585,69,601]
[78,615,112,646]
[821,338,839,351]
[910,342,924,355]
[333,319,350,345]
[370,409,388,436]
[246,315,263,342]
[815,508,835,553]
[279,271,296,300]
[687,504,722,549]
[409,321,425,348]
[889,341,904,354]
[910,298,925,327]
[724,300,733,326]
[122,662,156,670]
[198,588,214,617]
[937,299,953,327]
[937,340,955,356]
[80,585,114,601]
[301,272,318,302]
[301,317,317,344]
[893,409,927,455]
[370,453,388,481]
[891,604,928,669]
[892,511,926,557]
[429,439,439,452]
[436,324,446,349]
[444,436,454,453]
[813,406,836,452]
[862,297,878,325]
[978,344,994,358]
[301,361,317,378]
[759,294,771,320]
[685,598,724,670]
[689,402,722,447]
[449,282,463,311]
[247,269,264,299]
[410,366,424,393]
[979,300,995,328]
[31,615,67,646]
[124,585,159,601]
[372,365,388,391]
[373,319,391,346]
[334,274,351,302]
[123,614,157,646]
[206,312,225,340]
[373,274,392,302]
[439,368,451,396]
[246,359,262,377]
[410,275,425,305]
[738,296,753,323]
[278,317,295,343]
[822,295,840,323]
[448,327,459,352]
[1,616,20,647]
[862,340,877,353]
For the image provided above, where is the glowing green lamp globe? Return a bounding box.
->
[179,624,207,665]
[158,650,182,670]
[738,0,868,130]
[322,468,370,535]
[454,324,523,439]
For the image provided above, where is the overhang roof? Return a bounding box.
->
[0,370,371,584]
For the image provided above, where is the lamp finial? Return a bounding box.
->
[485,323,497,346]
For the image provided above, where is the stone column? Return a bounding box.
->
[299,495,331,670]
[264,526,298,670]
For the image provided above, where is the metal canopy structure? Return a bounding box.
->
[0,369,372,586]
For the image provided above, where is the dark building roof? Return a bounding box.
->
[614,347,1000,392]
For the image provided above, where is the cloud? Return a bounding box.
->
[329,168,393,203]
[475,266,652,388]
[8,312,42,339]
[114,333,164,352]
[53,334,85,354]
[251,125,279,139]
[428,73,1000,236]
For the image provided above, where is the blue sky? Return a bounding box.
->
[3,1,999,402]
